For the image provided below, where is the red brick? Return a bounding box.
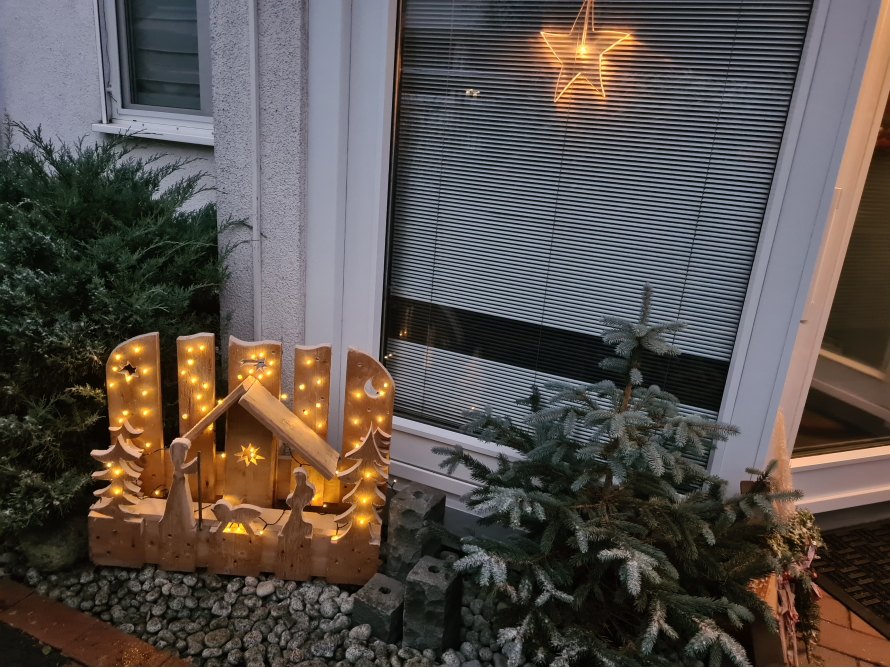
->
[0,592,101,649]
[851,613,885,639]
[159,657,193,667]
[0,578,33,610]
[62,626,168,667]
[812,646,860,667]
[819,594,852,628]
[819,621,890,666]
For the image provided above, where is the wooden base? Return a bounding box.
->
[88,498,379,584]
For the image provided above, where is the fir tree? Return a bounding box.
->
[434,285,800,666]
[0,122,234,542]
[335,426,390,544]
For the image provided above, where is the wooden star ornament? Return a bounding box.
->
[236,444,265,467]
[541,0,630,101]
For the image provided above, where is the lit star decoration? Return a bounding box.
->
[117,362,139,381]
[541,0,630,101]
[236,444,265,467]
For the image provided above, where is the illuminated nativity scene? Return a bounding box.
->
[89,333,393,586]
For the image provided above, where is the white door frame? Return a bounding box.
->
[782,0,890,513]
[306,0,884,509]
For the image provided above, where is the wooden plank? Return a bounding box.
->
[106,333,165,494]
[88,514,145,568]
[292,344,337,505]
[184,377,253,441]
[207,500,264,577]
[224,337,282,507]
[157,438,199,572]
[239,378,340,480]
[177,333,216,499]
[326,521,380,586]
[341,347,394,484]
[275,468,315,581]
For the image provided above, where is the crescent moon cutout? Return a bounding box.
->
[364,378,381,398]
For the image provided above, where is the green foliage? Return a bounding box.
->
[0,123,232,541]
[434,286,801,666]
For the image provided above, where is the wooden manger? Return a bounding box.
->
[89,334,394,585]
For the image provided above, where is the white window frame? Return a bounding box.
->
[91,0,214,146]
[305,0,883,509]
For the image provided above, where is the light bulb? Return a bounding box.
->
[134,347,140,353]
[259,352,265,358]
[112,366,118,372]
[125,375,132,382]
[316,379,322,385]
[362,497,368,503]
[377,417,383,422]
[248,369,254,375]
[114,469,121,475]
[383,383,388,388]
[122,410,129,416]
[118,418,123,424]
[197,394,202,400]
[303,410,309,415]
[155,490,160,496]
[114,489,121,495]
[355,393,361,398]
[251,354,256,360]
[108,382,114,388]
[115,354,122,360]
[268,360,274,366]
[199,345,205,351]
[315,402,321,408]
[280,393,288,400]
[218,399,223,404]
[142,368,148,374]
[317,422,323,428]
[106,462,112,468]
[221,453,226,459]
[365,473,370,478]
[182,413,188,419]
[181,370,186,376]
[306,360,312,365]
[201,407,208,413]
[203,383,210,389]
[191,377,197,384]
[299,384,305,390]
[188,347,193,353]
[238,374,243,380]
[142,410,149,416]
[359,519,365,524]
[353,419,359,425]
[265,372,271,377]
[187,359,194,366]
[145,443,151,448]
[141,390,148,396]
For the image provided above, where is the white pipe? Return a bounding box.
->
[248,0,263,341]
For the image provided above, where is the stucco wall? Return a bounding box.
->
[0,0,215,210]
[209,0,308,400]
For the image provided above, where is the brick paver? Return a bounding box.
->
[799,593,890,667]
[0,578,182,667]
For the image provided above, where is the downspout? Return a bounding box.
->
[248,0,263,340]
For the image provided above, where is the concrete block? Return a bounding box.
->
[403,556,462,653]
[352,573,406,644]
[385,482,446,581]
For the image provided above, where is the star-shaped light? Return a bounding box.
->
[541,0,630,101]
[236,444,265,467]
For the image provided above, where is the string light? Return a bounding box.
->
[114,489,121,495]
[238,374,243,380]
[306,360,312,365]
[142,410,149,416]
[182,413,188,419]
[218,399,224,405]
[353,419,359,425]
[141,390,148,396]
[108,382,115,388]
[248,369,254,375]
[201,407,208,412]
[299,384,305,390]
[197,394,202,400]
[112,366,119,372]
[199,345,205,351]
[187,359,195,366]
[125,375,132,383]
[142,368,149,374]
[259,352,265,358]
[133,347,140,353]
[355,392,361,398]
[114,469,121,476]
[303,410,309,416]
[317,422,323,428]
[221,453,226,459]
[115,354,122,360]
[122,410,129,416]
[188,347,193,353]
[316,379,322,385]
[203,382,210,389]
[106,462,112,468]
[181,370,186,376]
[280,393,288,400]
[191,377,197,384]
[315,402,321,408]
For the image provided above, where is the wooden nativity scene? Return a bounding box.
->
[89,332,394,586]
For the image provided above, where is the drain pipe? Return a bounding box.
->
[248,0,263,340]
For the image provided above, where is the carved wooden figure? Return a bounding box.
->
[293,344,335,505]
[275,467,316,581]
[158,438,200,571]
[177,333,215,499]
[208,499,264,576]
[106,333,165,494]
[225,337,282,507]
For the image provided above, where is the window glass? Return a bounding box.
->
[123,0,201,110]
[382,0,812,456]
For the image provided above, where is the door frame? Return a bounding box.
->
[783,0,890,513]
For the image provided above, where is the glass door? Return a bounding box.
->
[793,93,890,456]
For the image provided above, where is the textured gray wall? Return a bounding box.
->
[210,0,308,400]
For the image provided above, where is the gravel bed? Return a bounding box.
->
[9,563,511,667]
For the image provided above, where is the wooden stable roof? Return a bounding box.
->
[184,376,340,479]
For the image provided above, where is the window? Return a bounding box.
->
[116,0,212,115]
[382,0,812,460]
[94,0,213,143]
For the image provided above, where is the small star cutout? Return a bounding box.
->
[236,444,265,467]
[240,357,271,374]
[118,362,139,379]
[541,0,630,101]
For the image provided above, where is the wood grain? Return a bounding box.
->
[106,333,165,494]
[88,514,145,568]
[275,468,316,581]
[176,333,215,499]
[224,337,282,507]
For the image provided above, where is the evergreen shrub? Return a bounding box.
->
[0,124,231,542]
[435,286,800,666]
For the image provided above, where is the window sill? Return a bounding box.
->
[92,118,214,146]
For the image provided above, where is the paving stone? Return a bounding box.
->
[403,556,462,654]
[385,483,446,582]
[353,573,406,644]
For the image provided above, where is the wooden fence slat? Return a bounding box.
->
[177,333,216,500]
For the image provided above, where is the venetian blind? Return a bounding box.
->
[383,0,812,441]
[124,0,201,110]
